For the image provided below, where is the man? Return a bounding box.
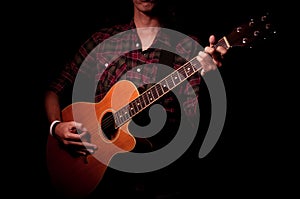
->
[44,0,227,198]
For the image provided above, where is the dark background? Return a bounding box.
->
[6,0,293,198]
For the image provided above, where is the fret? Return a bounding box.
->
[135,97,142,111]
[150,86,158,99]
[160,79,169,92]
[178,67,188,79]
[155,83,164,96]
[166,75,175,89]
[142,92,150,106]
[122,105,130,121]
[121,108,128,123]
[138,95,145,108]
[128,102,136,116]
[115,106,131,127]
[131,100,139,114]
[189,58,201,70]
[146,89,154,103]
[117,109,125,124]
[114,111,121,127]
[171,71,181,85]
[184,63,195,76]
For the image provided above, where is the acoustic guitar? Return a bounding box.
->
[46,13,275,198]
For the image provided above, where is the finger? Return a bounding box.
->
[197,52,217,74]
[204,46,225,68]
[200,68,206,76]
[198,51,216,68]
[75,148,95,156]
[67,131,98,149]
[82,140,98,150]
[77,148,95,156]
[75,147,96,155]
[204,46,214,55]
[64,131,82,141]
[66,121,78,133]
[68,122,88,134]
[216,46,227,56]
[198,50,211,59]
[76,150,88,156]
[73,122,88,132]
[213,60,222,67]
[86,148,96,154]
[209,35,216,46]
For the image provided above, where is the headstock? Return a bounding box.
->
[217,12,277,49]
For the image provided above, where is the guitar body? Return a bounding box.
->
[47,80,138,198]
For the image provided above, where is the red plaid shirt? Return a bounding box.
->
[48,20,203,147]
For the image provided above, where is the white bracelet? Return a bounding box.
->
[49,120,61,136]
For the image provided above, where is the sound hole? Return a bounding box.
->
[101,112,118,140]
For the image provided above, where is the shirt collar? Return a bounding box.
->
[128,18,173,49]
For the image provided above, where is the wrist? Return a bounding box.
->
[49,120,61,136]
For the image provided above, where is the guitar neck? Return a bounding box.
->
[113,57,195,128]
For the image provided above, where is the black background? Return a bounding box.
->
[6,1,294,198]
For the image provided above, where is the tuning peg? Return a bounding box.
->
[254,30,260,37]
[261,15,268,22]
[265,23,271,30]
[242,38,248,44]
[249,18,255,27]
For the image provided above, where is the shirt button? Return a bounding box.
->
[105,63,109,67]
[137,68,141,72]
[136,43,140,48]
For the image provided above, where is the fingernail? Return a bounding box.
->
[87,149,94,154]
